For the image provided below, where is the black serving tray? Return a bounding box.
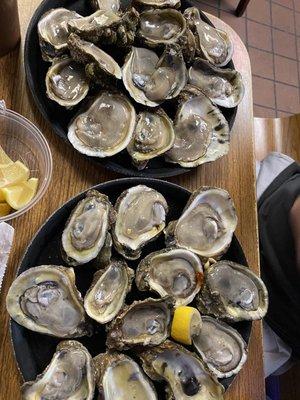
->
[24,0,237,178]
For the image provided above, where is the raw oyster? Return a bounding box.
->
[68,91,136,158]
[84,260,134,324]
[38,8,81,61]
[68,33,122,84]
[68,8,139,47]
[22,341,95,400]
[165,85,230,167]
[127,108,175,169]
[94,352,158,399]
[189,58,245,108]
[90,0,120,12]
[123,45,187,107]
[45,58,89,108]
[112,185,168,260]
[140,340,224,400]
[184,7,233,67]
[6,265,88,337]
[197,260,269,321]
[193,316,247,379]
[106,297,173,350]
[62,190,115,266]
[165,187,238,259]
[133,0,181,9]
[136,248,203,306]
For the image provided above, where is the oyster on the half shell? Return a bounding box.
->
[133,0,181,9]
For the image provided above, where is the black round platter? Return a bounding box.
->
[11,178,251,398]
[24,0,238,178]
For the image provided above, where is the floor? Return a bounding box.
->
[193,0,300,117]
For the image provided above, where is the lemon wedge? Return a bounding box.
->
[0,202,11,217]
[1,178,39,210]
[171,306,202,345]
[0,161,30,188]
[0,145,13,167]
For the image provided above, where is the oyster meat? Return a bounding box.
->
[197,260,269,321]
[184,7,233,67]
[62,190,115,266]
[68,33,122,83]
[94,352,158,399]
[193,316,247,378]
[112,185,168,259]
[6,266,88,338]
[45,58,89,108]
[136,248,203,306]
[140,340,224,400]
[38,8,82,61]
[123,44,187,107]
[84,260,134,324]
[22,341,95,400]
[189,58,245,108]
[127,108,175,169]
[90,0,120,12]
[106,297,173,350]
[68,91,136,158]
[165,187,237,259]
[165,86,230,168]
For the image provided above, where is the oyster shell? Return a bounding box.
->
[94,352,158,399]
[84,260,134,324]
[68,33,122,84]
[189,58,245,108]
[165,86,230,168]
[6,265,88,338]
[90,0,120,12]
[106,297,173,350]
[112,185,168,260]
[62,190,115,266]
[133,0,181,9]
[136,248,203,306]
[197,260,269,321]
[45,57,89,108]
[140,340,224,400]
[127,108,175,169]
[123,44,187,107]
[193,316,247,379]
[184,7,233,67]
[22,341,95,400]
[68,91,136,158]
[165,187,237,259]
[38,8,82,61]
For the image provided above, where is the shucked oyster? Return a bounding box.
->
[68,91,136,158]
[106,297,173,350]
[197,260,269,322]
[140,340,224,400]
[84,260,134,324]
[112,185,168,259]
[38,8,81,61]
[165,187,237,259]
[133,0,181,9]
[127,108,175,169]
[165,86,230,168]
[22,341,95,400]
[6,265,88,337]
[94,352,158,400]
[189,58,245,108]
[68,33,122,84]
[184,7,233,67]
[62,190,115,266]
[45,58,89,108]
[193,316,247,379]
[90,0,120,12]
[136,248,203,306]
[123,45,187,107]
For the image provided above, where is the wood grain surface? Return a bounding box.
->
[0,2,265,399]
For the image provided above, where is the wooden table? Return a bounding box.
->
[0,3,265,399]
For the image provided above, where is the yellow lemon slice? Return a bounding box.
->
[0,161,30,188]
[0,145,13,167]
[1,177,39,210]
[171,306,202,345]
[0,202,11,217]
